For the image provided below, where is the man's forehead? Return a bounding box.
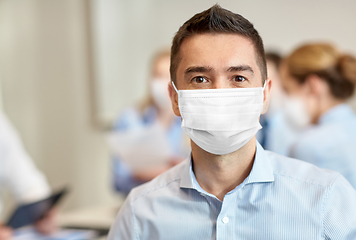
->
[180,33,253,50]
[178,33,258,69]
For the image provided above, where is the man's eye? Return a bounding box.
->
[233,76,246,82]
[192,76,208,83]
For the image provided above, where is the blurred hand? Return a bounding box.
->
[0,222,12,240]
[133,158,184,182]
[133,165,170,182]
[34,208,58,235]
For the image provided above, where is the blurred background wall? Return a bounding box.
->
[0,0,355,213]
[0,0,119,214]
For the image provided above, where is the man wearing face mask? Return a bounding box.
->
[108,5,356,239]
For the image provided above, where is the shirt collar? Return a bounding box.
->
[318,104,354,125]
[180,154,193,189]
[245,142,274,185]
[179,141,274,190]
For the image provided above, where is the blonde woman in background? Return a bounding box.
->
[110,49,190,195]
[280,43,356,188]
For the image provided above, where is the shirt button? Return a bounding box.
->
[222,216,229,224]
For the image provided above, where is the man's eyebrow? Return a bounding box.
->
[185,66,214,74]
[227,65,254,74]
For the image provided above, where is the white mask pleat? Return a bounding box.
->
[172,82,265,155]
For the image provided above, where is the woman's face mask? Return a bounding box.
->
[150,55,172,111]
[283,96,312,129]
[279,63,317,129]
[150,78,172,110]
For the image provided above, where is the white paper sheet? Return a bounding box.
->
[107,121,173,170]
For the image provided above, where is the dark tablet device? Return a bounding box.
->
[7,187,68,229]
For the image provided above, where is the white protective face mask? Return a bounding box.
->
[283,96,311,129]
[172,82,265,155]
[150,79,172,110]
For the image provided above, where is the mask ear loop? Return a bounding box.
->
[262,80,268,99]
[262,80,267,90]
[171,81,179,93]
[261,80,268,105]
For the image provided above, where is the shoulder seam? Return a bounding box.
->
[130,198,139,240]
[321,173,341,239]
[273,172,338,187]
[132,177,181,203]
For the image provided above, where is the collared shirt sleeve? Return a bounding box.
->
[107,193,137,240]
[323,174,356,239]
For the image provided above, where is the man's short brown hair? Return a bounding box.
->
[170,4,267,84]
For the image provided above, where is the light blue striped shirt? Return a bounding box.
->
[108,143,356,239]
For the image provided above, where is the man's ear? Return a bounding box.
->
[168,82,181,117]
[261,78,272,114]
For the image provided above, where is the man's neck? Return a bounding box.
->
[191,138,256,201]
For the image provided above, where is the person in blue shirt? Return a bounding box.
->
[110,49,190,194]
[280,43,356,189]
[108,5,356,239]
[257,52,298,156]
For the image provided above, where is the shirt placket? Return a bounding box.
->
[216,190,238,240]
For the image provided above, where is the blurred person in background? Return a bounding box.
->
[280,42,356,188]
[257,52,298,156]
[0,112,57,239]
[110,49,190,195]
